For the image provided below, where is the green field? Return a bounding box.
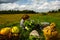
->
[0,13,60,31]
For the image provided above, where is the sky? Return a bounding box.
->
[0,0,60,12]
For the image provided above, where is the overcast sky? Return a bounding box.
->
[0,0,60,12]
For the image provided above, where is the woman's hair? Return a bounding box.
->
[21,14,29,20]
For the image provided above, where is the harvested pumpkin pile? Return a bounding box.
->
[42,23,60,40]
[0,26,20,40]
[0,22,60,40]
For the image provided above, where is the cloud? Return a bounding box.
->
[0,3,19,10]
[0,0,18,3]
[32,0,60,12]
[0,0,60,12]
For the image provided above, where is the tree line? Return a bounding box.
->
[0,9,60,14]
[48,9,60,13]
[0,10,37,14]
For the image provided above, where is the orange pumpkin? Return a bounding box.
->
[0,27,11,35]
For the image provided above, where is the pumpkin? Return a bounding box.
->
[11,26,19,34]
[42,23,59,40]
[52,31,58,37]
[0,27,11,35]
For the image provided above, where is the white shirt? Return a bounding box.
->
[20,19,24,27]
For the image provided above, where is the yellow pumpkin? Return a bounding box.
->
[42,26,52,38]
[52,31,58,37]
[43,26,50,34]
[50,23,56,29]
[0,27,11,35]
[11,26,19,34]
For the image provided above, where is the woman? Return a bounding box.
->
[20,14,30,29]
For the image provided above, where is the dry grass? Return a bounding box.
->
[0,14,39,24]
